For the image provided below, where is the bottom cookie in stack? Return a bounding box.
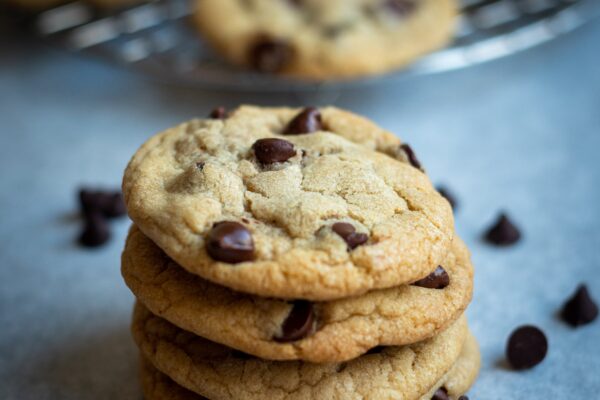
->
[132,302,479,400]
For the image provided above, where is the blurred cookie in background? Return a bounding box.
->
[194,0,458,79]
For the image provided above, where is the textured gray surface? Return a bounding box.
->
[1,18,599,400]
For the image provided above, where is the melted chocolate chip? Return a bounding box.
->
[431,387,449,400]
[366,346,385,355]
[506,325,548,370]
[412,266,450,289]
[252,138,296,164]
[249,37,294,73]
[79,188,126,219]
[209,107,227,119]
[398,144,422,170]
[332,222,368,250]
[561,284,598,327]
[274,301,315,342]
[206,221,255,263]
[385,0,416,16]
[78,212,110,247]
[484,213,521,246]
[436,185,457,210]
[284,107,323,135]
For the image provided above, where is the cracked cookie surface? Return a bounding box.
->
[123,106,454,301]
[123,225,472,362]
[139,332,478,400]
[194,0,457,79]
[133,302,468,400]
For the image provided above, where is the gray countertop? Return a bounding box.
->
[1,17,599,400]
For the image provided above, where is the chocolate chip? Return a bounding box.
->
[206,221,255,263]
[561,284,598,327]
[78,212,111,247]
[431,387,449,400]
[249,37,294,73]
[196,161,205,170]
[436,185,457,210]
[366,346,385,355]
[284,107,322,135]
[252,138,296,164]
[484,212,521,246]
[209,107,227,119]
[274,301,315,342]
[385,0,416,16]
[412,266,450,289]
[398,144,422,170]
[506,325,548,370]
[332,222,368,250]
[79,189,126,219]
[458,396,469,400]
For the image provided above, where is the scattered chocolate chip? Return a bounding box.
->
[284,107,322,135]
[398,144,422,170]
[79,188,126,219]
[458,396,469,400]
[332,222,368,250]
[206,221,255,263]
[484,212,521,246]
[412,266,450,289]
[366,346,385,355]
[561,284,598,327]
[274,301,315,342]
[436,185,457,210]
[431,387,449,400]
[209,107,227,119]
[506,325,548,370]
[195,161,205,170]
[249,37,294,73]
[252,138,296,164]
[78,212,111,247]
[385,0,416,16]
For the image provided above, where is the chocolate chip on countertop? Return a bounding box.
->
[412,266,450,289]
[284,107,323,135]
[385,0,416,16]
[249,37,294,73]
[206,221,255,263]
[483,212,521,246]
[274,301,315,342]
[252,138,296,164]
[431,387,449,400]
[436,185,457,210]
[561,284,598,327]
[209,107,227,119]
[332,222,368,250]
[506,325,548,370]
[78,212,111,247]
[398,144,422,170]
[79,188,126,219]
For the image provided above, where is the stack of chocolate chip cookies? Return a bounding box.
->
[120,105,479,400]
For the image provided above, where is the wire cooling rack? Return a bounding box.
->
[27,0,600,90]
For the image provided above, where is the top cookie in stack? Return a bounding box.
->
[121,106,478,399]
[122,105,454,301]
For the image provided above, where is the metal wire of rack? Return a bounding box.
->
[28,0,600,90]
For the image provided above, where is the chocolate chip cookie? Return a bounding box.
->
[139,332,479,400]
[122,225,472,362]
[133,302,469,400]
[122,106,454,301]
[194,0,458,79]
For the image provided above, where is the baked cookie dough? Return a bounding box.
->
[133,302,469,400]
[122,106,454,301]
[194,0,457,79]
[123,225,473,362]
[140,333,479,400]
